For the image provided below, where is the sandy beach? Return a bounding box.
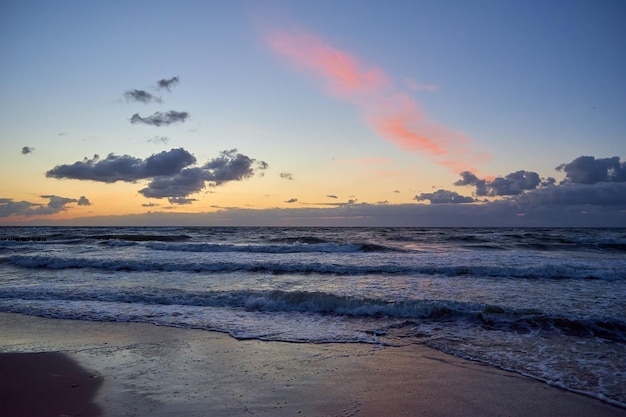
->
[1,312,624,417]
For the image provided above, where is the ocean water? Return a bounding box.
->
[0,226,625,407]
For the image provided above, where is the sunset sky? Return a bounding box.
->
[1,0,625,226]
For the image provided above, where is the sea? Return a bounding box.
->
[0,226,625,407]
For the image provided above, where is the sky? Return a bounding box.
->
[1,0,625,227]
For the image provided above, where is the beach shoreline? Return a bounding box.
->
[1,312,624,417]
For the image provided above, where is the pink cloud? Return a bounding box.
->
[268,31,389,96]
[266,28,490,175]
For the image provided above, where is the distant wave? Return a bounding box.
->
[7,253,624,280]
[143,241,402,254]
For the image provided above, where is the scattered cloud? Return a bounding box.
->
[147,136,170,145]
[168,197,197,205]
[46,148,268,203]
[280,172,294,180]
[130,111,189,127]
[124,89,162,104]
[285,198,298,203]
[21,146,34,155]
[415,189,475,204]
[556,156,626,184]
[326,194,338,199]
[156,75,180,91]
[46,148,197,183]
[77,196,91,206]
[0,195,90,218]
[455,169,554,197]
[267,28,490,175]
[142,202,159,208]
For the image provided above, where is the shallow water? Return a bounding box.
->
[1,226,625,406]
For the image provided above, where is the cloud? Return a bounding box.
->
[556,156,626,184]
[77,196,91,206]
[130,111,189,126]
[280,172,294,180]
[0,195,90,218]
[326,194,338,199]
[147,136,170,145]
[517,182,626,207]
[21,146,34,155]
[47,148,268,203]
[168,197,197,205]
[285,198,298,203]
[267,28,490,175]
[124,89,162,104]
[455,169,552,197]
[415,189,475,204]
[142,202,159,207]
[46,148,197,183]
[156,76,180,91]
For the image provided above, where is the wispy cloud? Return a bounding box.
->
[130,111,189,127]
[124,89,162,104]
[147,136,170,145]
[280,172,294,180]
[267,28,490,174]
[156,75,180,91]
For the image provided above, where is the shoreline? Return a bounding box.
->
[1,312,624,417]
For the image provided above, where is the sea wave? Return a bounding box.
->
[7,254,624,280]
[2,287,624,343]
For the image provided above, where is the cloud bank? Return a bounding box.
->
[46,148,268,204]
[0,195,90,218]
[267,28,490,175]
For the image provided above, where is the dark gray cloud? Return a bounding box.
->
[556,156,626,184]
[130,111,189,127]
[326,195,338,199]
[124,89,162,104]
[46,148,197,183]
[517,182,626,206]
[156,76,180,91]
[202,149,267,185]
[168,197,197,205]
[21,146,34,155]
[280,172,294,180]
[415,189,475,204]
[47,148,268,203]
[0,195,90,217]
[285,198,298,203]
[142,202,159,207]
[139,167,206,199]
[455,170,550,197]
[77,196,91,206]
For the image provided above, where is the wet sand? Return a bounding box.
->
[1,312,624,417]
